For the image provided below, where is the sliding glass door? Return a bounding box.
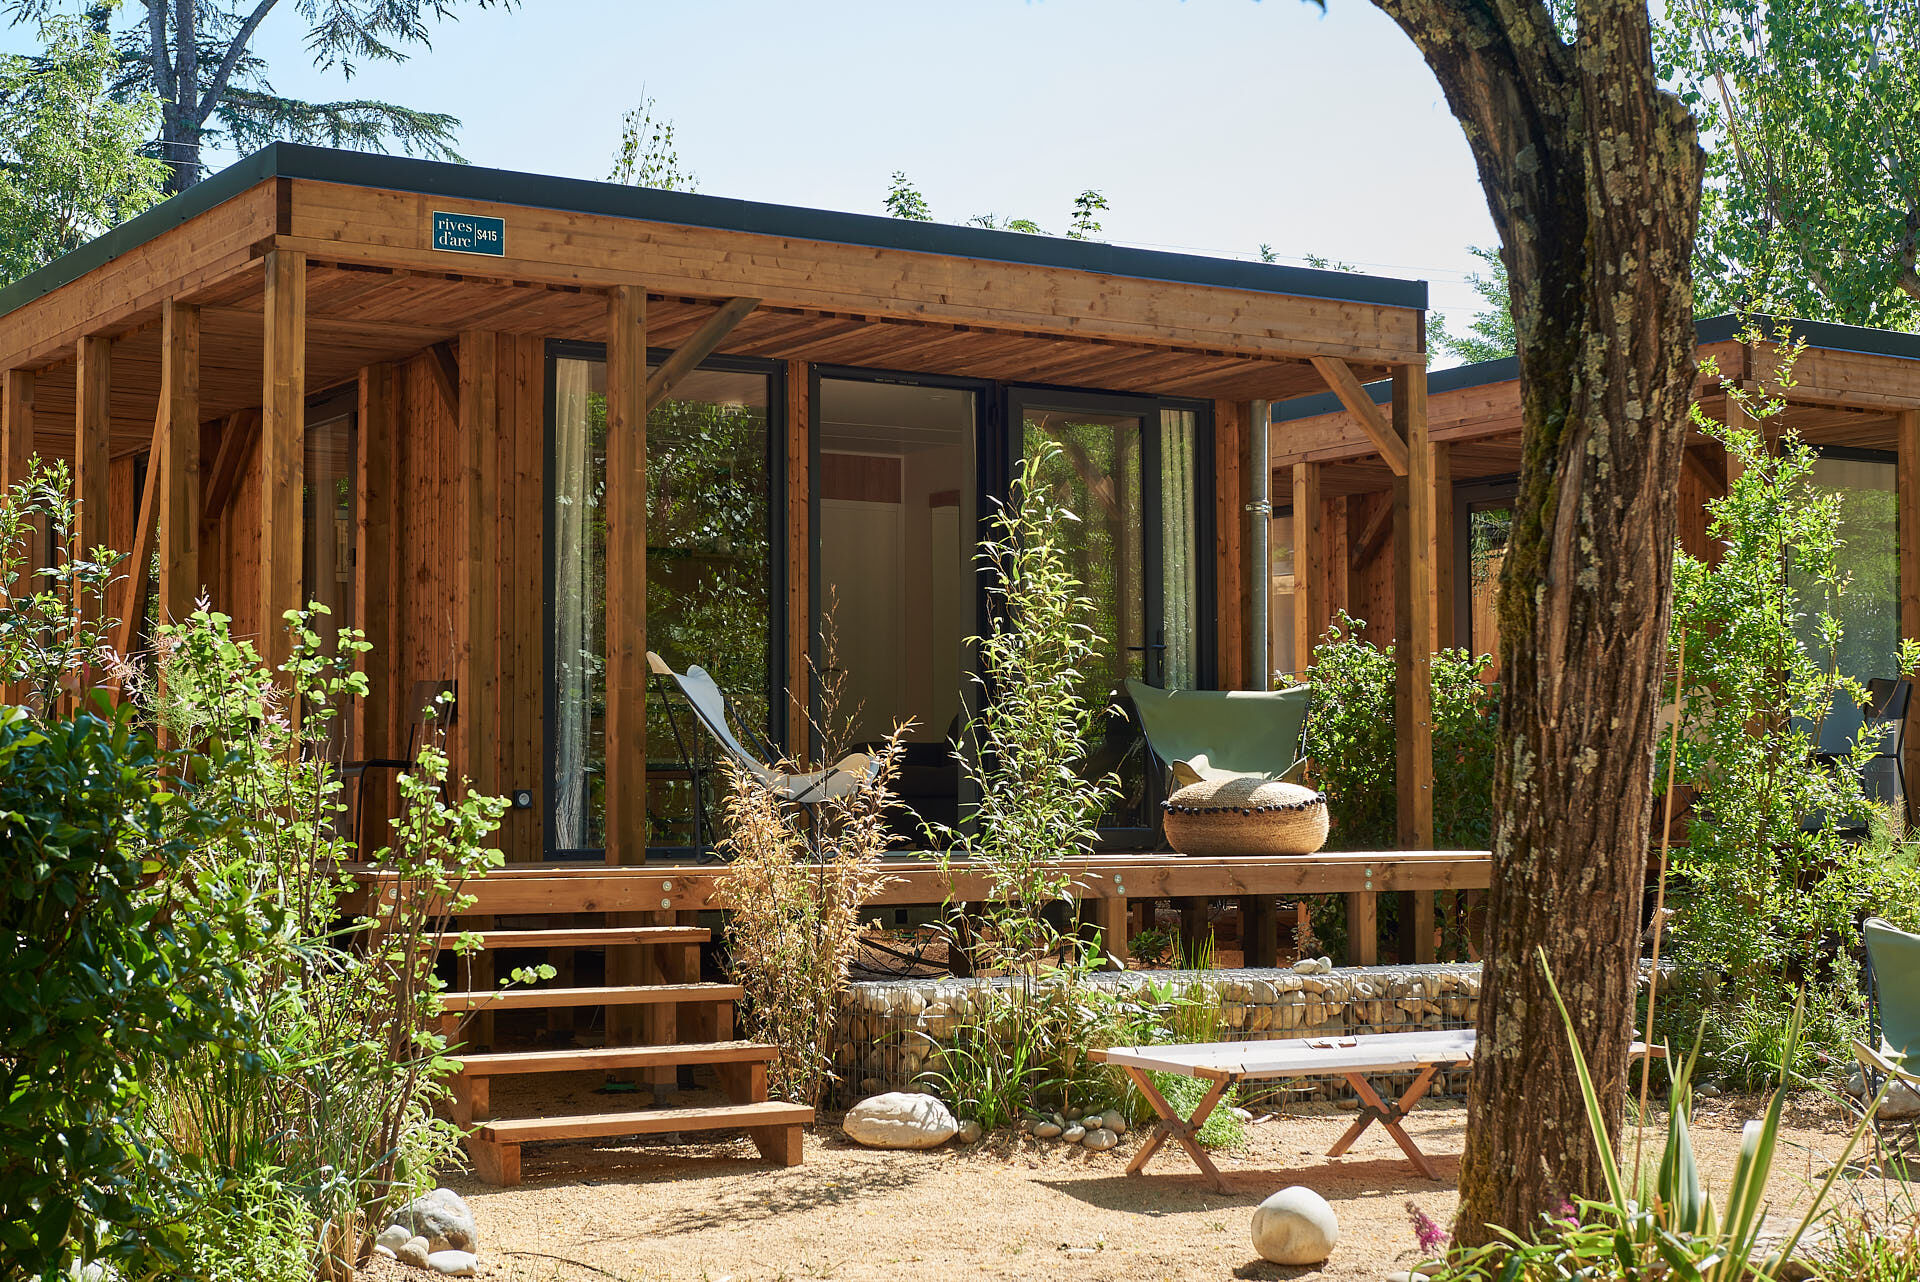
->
[547,346,780,859]
[1008,390,1210,842]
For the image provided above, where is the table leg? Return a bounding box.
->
[1327,1064,1443,1179]
[1122,1065,1233,1192]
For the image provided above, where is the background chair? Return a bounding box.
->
[1854,916,1920,1156]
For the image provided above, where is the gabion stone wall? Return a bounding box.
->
[833,963,1483,1110]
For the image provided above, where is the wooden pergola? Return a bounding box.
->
[1271,314,1920,791]
[0,143,1476,965]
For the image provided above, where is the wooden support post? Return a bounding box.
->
[459,332,499,797]
[1093,894,1131,966]
[604,286,647,864]
[1292,460,1324,677]
[3,369,32,702]
[355,364,399,843]
[1347,890,1378,967]
[1899,407,1920,828]
[157,300,200,627]
[1432,441,1454,652]
[260,250,306,671]
[787,360,810,756]
[113,453,159,660]
[1392,363,1434,853]
[1178,897,1209,962]
[1244,895,1279,968]
[74,335,110,621]
[1214,399,1245,688]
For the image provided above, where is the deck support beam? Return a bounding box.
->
[1392,362,1434,963]
[1900,407,1920,827]
[460,331,499,797]
[75,335,111,624]
[158,299,201,628]
[260,249,306,671]
[604,285,648,864]
[786,360,810,756]
[1310,356,1408,477]
[1292,459,1324,677]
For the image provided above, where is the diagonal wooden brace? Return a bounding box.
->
[1121,1063,1235,1192]
[1326,1062,1444,1179]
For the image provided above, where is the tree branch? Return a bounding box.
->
[195,0,279,130]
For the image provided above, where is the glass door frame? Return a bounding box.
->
[1002,385,1217,850]
[1000,386,1218,692]
[540,338,790,862]
[1451,473,1518,660]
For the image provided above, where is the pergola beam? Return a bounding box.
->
[646,297,759,413]
[157,299,201,627]
[1310,355,1409,477]
[260,249,306,671]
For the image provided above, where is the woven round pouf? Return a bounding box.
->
[1162,776,1330,856]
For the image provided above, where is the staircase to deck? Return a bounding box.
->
[433,922,810,1186]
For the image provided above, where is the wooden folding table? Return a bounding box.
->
[1093,1029,1479,1190]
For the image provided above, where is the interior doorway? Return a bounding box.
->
[815,376,979,831]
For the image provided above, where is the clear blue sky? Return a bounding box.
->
[52,0,1506,348]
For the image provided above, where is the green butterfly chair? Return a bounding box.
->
[1122,679,1312,789]
[1855,916,1920,1152]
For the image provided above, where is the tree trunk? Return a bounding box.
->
[1365,0,1703,1246]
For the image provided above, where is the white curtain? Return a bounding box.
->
[551,360,599,849]
[1160,409,1199,690]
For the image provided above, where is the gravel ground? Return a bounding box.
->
[358,1092,1914,1282]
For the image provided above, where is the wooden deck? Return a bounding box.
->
[350,849,1490,966]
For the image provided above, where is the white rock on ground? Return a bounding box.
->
[1062,1124,1086,1144]
[426,1249,478,1276]
[1083,1127,1119,1151]
[374,1224,412,1253]
[394,1188,477,1253]
[956,1119,983,1144]
[395,1236,431,1268]
[1251,1185,1341,1265]
[1884,1080,1920,1120]
[371,1244,397,1261]
[1099,1109,1127,1134]
[842,1091,959,1149]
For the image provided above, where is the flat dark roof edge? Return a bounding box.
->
[0,142,1429,326]
[1271,312,1920,423]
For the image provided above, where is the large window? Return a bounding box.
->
[548,352,777,858]
[1794,451,1899,746]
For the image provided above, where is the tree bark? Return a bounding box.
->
[1365,0,1703,1246]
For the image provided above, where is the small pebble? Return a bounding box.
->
[957,1119,983,1144]
[1062,1124,1087,1144]
[426,1249,477,1277]
[1034,1122,1063,1139]
[396,1237,430,1269]
[1099,1109,1127,1135]
[1083,1127,1119,1151]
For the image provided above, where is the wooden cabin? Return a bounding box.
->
[0,143,1487,972]
[1270,314,1920,801]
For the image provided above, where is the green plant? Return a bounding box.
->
[1304,612,1499,852]
[1128,926,1175,967]
[0,458,124,714]
[1424,953,1887,1281]
[932,440,1120,977]
[1144,1073,1245,1149]
[0,701,250,1280]
[1661,343,1920,1079]
[146,604,510,1276]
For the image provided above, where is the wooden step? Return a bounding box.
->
[454,1040,775,1076]
[427,926,709,950]
[438,982,742,1012]
[475,1100,811,1144]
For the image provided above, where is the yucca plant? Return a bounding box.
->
[1426,948,1891,1280]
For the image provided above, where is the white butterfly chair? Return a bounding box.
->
[646,652,882,816]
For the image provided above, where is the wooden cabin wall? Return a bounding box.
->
[386,337,545,862]
[211,422,264,646]
[1347,491,1395,642]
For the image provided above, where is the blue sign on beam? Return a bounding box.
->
[431,211,505,256]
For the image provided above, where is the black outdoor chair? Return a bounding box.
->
[1811,677,1911,837]
[344,678,455,850]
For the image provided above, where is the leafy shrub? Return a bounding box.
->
[1128,926,1175,967]
[146,604,509,1275]
[0,702,248,1279]
[1304,612,1499,851]
[1660,364,1920,1079]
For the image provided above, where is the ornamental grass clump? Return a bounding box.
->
[719,633,904,1108]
